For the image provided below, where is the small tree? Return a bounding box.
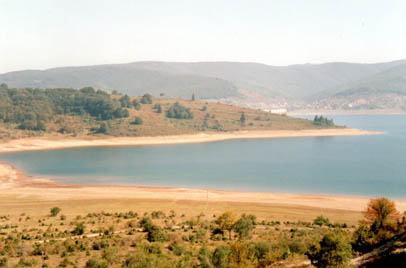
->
[131,116,143,125]
[192,93,196,101]
[240,112,246,126]
[96,123,109,134]
[233,214,256,240]
[141,93,153,104]
[364,197,399,231]
[216,211,237,240]
[154,104,162,113]
[50,207,61,217]
[212,245,230,268]
[313,215,331,226]
[306,231,352,268]
[132,99,142,110]
[71,222,85,235]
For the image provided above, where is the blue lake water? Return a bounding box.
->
[1,114,405,198]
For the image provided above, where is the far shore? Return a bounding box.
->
[288,109,406,115]
[0,128,381,153]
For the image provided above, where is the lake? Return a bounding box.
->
[1,114,405,198]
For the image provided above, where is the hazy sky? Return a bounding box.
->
[1,0,406,73]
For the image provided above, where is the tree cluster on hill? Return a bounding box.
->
[313,115,334,127]
[166,102,194,119]
[0,84,129,131]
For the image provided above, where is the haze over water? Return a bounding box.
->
[1,115,405,198]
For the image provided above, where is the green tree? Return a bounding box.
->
[313,215,331,226]
[141,93,153,104]
[71,222,85,235]
[131,116,143,125]
[216,211,237,240]
[96,123,109,134]
[240,112,246,126]
[133,99,142,110]
[85,257,108,268]
[192,93,196,101]
[166,102,194,119]
[233,214,256,240]
[212,245,230,268]
[50,207,61,217]
[120,95,132,108]
[306,231,352,268]
[139,217,166,242]
[154,104,162,113]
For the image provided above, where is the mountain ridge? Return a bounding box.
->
[2,60,406,110]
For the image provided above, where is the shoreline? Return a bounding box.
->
[0,128,381,153]
[1,161,405,215]
[289,110,406,115]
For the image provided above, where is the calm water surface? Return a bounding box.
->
[1,115,405,198]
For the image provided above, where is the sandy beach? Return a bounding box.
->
[1,159,404,225]
[0,128,380,153]
[0,128,392,224]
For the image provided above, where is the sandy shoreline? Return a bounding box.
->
[0,128,395,223]
[0,128,380,153]
[1,161,404,215]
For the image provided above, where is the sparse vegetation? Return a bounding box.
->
[0,197,404,268]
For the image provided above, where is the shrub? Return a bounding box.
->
[139,217,167,242]
[141,94,153,104]
[212,245,231,268]
[18,120,46,131]
[0,257,8,267]
[352,224,375,253]
[85,257,108,268]
[306,231,352,268]
[313,215,330,226]
[233,214,256,240]
[71,222,85,235]
[198,247,213,268]
[131,116,143,125]
[313,115,334,127]
[166,102,194,119]
[50,207,61,217]
[133,99,142,110]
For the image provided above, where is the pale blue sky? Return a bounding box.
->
[1,0,406,73]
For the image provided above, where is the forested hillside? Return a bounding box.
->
[0,85,323,141]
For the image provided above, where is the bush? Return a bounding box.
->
[198,247,213,268]
[131,116,143,125]
[85,257,108,268]
[166,102,194,119]
[233,214,256,240]
[313,115,334,127]
[18,120,46,131]
[0,257,8,267]
[50,207,61,217]
[306,231,352,268]
[96,123,109,134]
[212,245,230,268]
[139,217,167,242]
[133,100,142,110]
[141,94,153,104]
[71,222,85,235]
[313,215,330,226]
[352,224,375,253]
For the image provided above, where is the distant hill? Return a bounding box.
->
[2,60,406,110]
[311,64,406,110]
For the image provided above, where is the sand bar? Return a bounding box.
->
[0,128,381,153]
